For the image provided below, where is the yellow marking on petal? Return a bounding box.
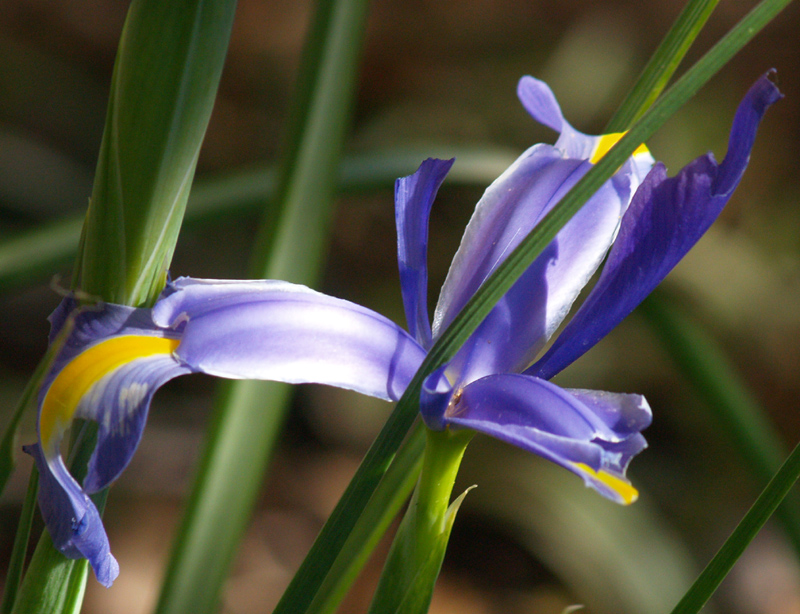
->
[573,462,639,505]
[40,336,179,451]
[590,132,650,165]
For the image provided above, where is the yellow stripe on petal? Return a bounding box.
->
[40,336,179,451]
[573,462,639,505]
[590,132,650,165]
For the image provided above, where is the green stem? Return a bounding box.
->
[413,429,474,539]
[307,422,426,614]
[367,428,474,614]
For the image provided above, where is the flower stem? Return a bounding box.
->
[367,428,474,614]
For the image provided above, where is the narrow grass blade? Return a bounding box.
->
[640,291,800,556]
[670,439,800,614]
[10,533,89,614]
[307,422,426,614]
[606,0,720,132]
[154,1,371,613]
[0,469,38,614]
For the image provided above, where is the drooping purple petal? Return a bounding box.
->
[531,73,782,380]
[565,388,653,436]
[77,354,191,493]
[154,278,427,401]
[396,158,454,349]
[38,298,186,494]
[437,373,650,504]
[24,443,119,587]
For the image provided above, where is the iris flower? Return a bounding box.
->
[26,73,779,587]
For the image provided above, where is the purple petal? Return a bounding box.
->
[437,373,650,504]
[39,298,186,494]
[34,297,193,587]
[77,354,190,493]
[531,72,782,379]
[517,76,565,133]
[396,158,454,349]
[44,297,158,388]
[435,155,636,383]
[517,76,655,172]
[24,443,119,587]
[154,278,427,401]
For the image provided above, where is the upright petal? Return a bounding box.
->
[531,72,782,379]
[432,77,653,382]
[437,158,633,383]
[517,76,654,176]
[516,76,565,133]
[438,373,651,504]
[432,148,581,338]
[396,158,454,349]
[154,278,427,401]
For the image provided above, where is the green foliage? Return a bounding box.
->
[74,0,237,307]
[154,0,371,612]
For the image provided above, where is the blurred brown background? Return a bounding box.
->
[1,1,800,613]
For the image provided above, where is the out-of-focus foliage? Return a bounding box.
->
[1,1,799,613]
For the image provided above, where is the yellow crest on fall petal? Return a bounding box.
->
[590,132,650,165]
[573,462,639,505]
[40,335,179,451]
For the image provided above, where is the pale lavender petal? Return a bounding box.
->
[396,158,454,348]
[437,157,633,383]
[531,73,782,380]
[437,374,649,504]
[517,76,565,133]
[432,148,578,338]
[24,443,119,587]
[154,278,426,401]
